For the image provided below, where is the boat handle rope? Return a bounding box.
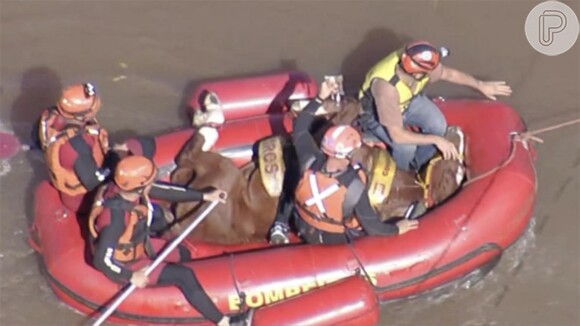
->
[343,117,580,292]
[228,253,248,313]
[464,117,580,186]
[345,233,378,289]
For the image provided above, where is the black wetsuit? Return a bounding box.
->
[275,98,399,244]
[92,183,224,323]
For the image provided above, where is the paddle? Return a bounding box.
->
[91,199,220,326]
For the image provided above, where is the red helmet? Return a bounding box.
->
[57,83,101,120]
[114,156,157,191]
[321,125,362,159]
[400,41,441,74]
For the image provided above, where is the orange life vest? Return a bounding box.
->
[44,124,109,196]
[295,166,366,234]
[89,185,152,263]
[38,107,100,151]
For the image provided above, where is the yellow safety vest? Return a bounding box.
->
[359,49,430,111]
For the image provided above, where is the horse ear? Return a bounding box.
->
[171,167,196,186]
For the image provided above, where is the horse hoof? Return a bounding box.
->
[192,110,208,127]
[203,91,221,110]
[206,109,225,126]
[445,125,465,162]
[269,224,290,245]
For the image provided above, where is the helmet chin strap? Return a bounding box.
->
[119,189,141,201]
[324,155,350,176]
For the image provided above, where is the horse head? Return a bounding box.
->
[324,97,363,127]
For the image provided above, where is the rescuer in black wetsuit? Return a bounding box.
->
[269,80,419,245]
[90,155,249,326]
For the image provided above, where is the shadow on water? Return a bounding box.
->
[340,28,409,96]
[10,66,62,227]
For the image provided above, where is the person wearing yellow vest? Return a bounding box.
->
[357,41,512,171]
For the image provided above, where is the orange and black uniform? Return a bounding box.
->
[44,121,157,196]
[291,99,399,244]
[44,121,110,196]
[91,182,225,323]
[35,106,98,150]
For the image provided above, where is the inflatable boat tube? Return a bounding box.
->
[251,275,379,326]
[31,72,537,325]
[188,71,318,121]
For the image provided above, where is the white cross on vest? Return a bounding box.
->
[304,172,341,214]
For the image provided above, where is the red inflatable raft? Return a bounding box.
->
[30,72,537,325]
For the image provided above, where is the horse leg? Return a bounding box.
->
[175,97,224,169]
[355,146,425,221]
[179,153,246,244]
[175,130,206,168]
[376,173,425,221]
[419,125,467,206]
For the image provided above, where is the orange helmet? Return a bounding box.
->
[57,83,101,120]
[400,41,441,74]
[114,156,158,191]
[321,125,362,159]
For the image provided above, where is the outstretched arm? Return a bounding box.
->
[292,98,326,171]
[292,80,339,172]
[354,193,399,236]
[354,193,419,236]
[430,64,512,100]
[149,181,226,203]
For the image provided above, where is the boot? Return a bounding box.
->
[203,91,222,111]
[269,222,290,245]
[445,125,465,164]
[229,309,255,326]
[193,91,224,127]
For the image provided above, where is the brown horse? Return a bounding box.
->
[170,98,465,244]
[170,133,277,244]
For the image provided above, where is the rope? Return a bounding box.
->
[463,118,580,186]
[228,253,247,313]
[526,118,580,136]
[344,233,378,289]
[344,117,579,293]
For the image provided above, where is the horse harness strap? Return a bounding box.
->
[417,155,443,208]
[388,74,400,87]
[367,148,397,210]
[258,136,286,197]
